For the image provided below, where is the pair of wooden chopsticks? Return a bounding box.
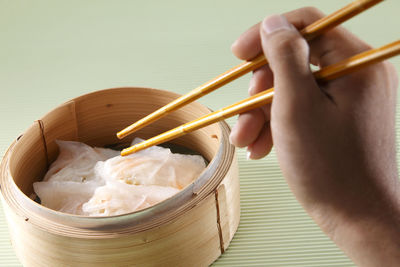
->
[117,0,399,156]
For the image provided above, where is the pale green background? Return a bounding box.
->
[1,0,399,266]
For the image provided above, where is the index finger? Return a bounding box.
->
[231,7,325,60]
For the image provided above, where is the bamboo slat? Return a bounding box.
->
[0,87,240,266]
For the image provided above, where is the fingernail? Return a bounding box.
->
[231,39,239,51]
[248,77,255,94]
[229,124,238,145]
[246,150,252,160]
[262,14,291,34]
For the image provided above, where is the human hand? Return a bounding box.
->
[230,7,400,266]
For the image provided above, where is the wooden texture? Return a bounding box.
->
[314,39,400,80]
[121,39,400,155]
[2,1,400,266]
[116,0,383,140]
[0,88,240,266]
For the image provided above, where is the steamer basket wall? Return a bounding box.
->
[0,87,240,267]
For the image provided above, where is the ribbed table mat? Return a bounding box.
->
[1,0,399,266]
[213,146,353,266]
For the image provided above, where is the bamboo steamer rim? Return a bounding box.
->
[0,87,235,238]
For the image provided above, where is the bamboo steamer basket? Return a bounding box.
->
[0,87,240,267]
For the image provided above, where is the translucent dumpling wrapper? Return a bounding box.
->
[33,181,100,215]
[82,182,180,216]
[42,140,119,183]
[95,145,206,189]
[33,138,206,216]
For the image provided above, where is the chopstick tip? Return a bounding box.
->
[116,131,125,139]
[120,147,132,156]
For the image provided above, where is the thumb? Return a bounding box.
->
[260,15,320,107]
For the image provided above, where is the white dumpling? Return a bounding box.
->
[95,138,206,189]
[43,140,119,183]
[34,138,206,216]
[82,182,180,216]
[33,181,99,215]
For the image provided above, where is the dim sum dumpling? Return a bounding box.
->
[33,138,206,216]
[33,181,99,215]
[95,144,206,189]
[82,182,180,216]
[43,140,119,183]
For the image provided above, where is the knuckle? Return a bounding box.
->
[301,6,324,18]
[367,61,398,97]
[270,31,308,56]
[284,6,325,26]
[384,62,399,89]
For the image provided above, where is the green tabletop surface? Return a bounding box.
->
[1,1,399,266]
